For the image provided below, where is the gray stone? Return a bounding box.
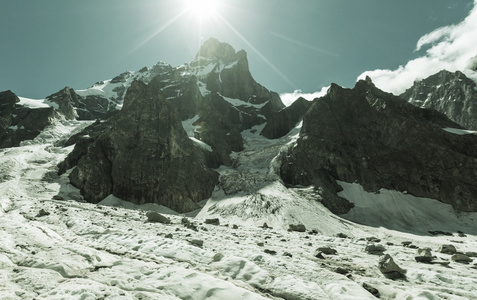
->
[452,254,473,263]
[288,224,306,232]
[213,253,224,262]
[378,254,406,280]
[190,239,204,247]
[365,243,386,254]
[316,247,337,255]
[204,218,220,225]
[415,247,433,263]
[146,211,171,224]
[438,244,457,255]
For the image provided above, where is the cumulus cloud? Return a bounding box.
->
[280,87,329,106]
[359,0,477,95]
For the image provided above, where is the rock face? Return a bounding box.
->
[261,97,313,139]
[0,90,58,148]
[44,87,78,120]
[401,70,477,130]
[280,79,477,213]
[69,81,218,213]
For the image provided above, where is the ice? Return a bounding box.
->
[443,127,477,135]
[0,113,477,299]
[18,96,51,109]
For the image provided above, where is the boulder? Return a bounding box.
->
[365,244,386,254]
[451,254,473,263]
[288,224,306,232]
[146,211,171,224]
[378,254,406,280]
[316,247,337,255]
[415,247,433,263]
[438,244,457,255]
[45,87,78,120]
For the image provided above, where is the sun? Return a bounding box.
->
[185,0,219,19]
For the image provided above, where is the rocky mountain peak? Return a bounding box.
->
[401,70,477,129]
[195,37,238,63]
[45,86,78,120]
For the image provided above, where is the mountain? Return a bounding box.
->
[280,78,477,213]
[61,38,285,212]
[401,70,477,130]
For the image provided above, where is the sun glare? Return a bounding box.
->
[185,0,219,19]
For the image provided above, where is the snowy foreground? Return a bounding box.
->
[1,120,477,299]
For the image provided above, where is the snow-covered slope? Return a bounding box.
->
[2,119,476,299]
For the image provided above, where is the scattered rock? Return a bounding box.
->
[458,231,467,237]
[232,224,238,229]
[378,254,406,280]
[264,249,277,255]
[165,233,173,239]
[386,242,394,246]
[205,218,220,225]
[336,267,349,275]
[288,224,306,232]
[429,230,453,236]
[366,237,381,243]
[452,254,473,263]
[415,248,433,263]
[190,239,204,248]
[409,245,418,249]
[438,244,457,255]
[181,217,191,225]
[315,252,325,259]
[401,241,412,247]
[309,229,318,235]
[36,209,50,217]
[146,211,171,224]
[465,252,477,258]
[365,243,386,254]
[336,233,349,239]
[431,260,451,266]
[257,242,264,247]
[52,195,64,200]
[213,253,224,262]
[283,252,293,258]
[362,283,381,298]
[316,247,337,255]
[261,223,270,229]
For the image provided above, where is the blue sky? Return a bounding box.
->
[0,0,475,99]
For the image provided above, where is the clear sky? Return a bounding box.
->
[0,0,474,99]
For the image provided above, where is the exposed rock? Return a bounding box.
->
[316,247,337,255]
[264,249,277,255]
[204,218,220,225]
[146,211,171,224]
[465,252,477,257]
[438,244,457,255]
[45,87,78,120]
[401,70,477,130]
[401,241,412,247]
[336,267,349,275]
[415,248,433,263]
[190,239,204,247]
[36,209,50,217]
[261,97,312,139]
[365,244,386,255]
[362,283,380,298]
[213,253,224,262]
[280,79,477,213]
[69,81,218,213]
[0,90,58,148]
[288,224,306,232]
[378,254,406,280]
[452,254,473,263]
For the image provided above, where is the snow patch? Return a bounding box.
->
[443,127,477,135]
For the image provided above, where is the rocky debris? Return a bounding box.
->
[204,218,220,225]
[465,252,477,257]
[452,254,473,263]
[264,249,277,255]
[261,223,271,229]
[429,230,453,236]
[336,233,349,239]
[336,267,349,275]
[401,70,477,130]
[164,233,173,238]
[212,253,224,262]
[438,244,457,255]
[280,79,477,213]
[401,241,412,247]
[146,211,171,224]
[316,247,337,255]
[288,224,306,232]
[261,97,312,139]
[362,283,381,298]
[283,252,293,258]
[190,239,204,248]
[0,90,59,148]
[36,209,50,217]
[415,248,433,263]
[366,237,381,243]
[378,254,406,280]
[365,244,386,255]
[69,81,218,213]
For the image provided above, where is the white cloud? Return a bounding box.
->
[280,87,329,106]
[359,0,477,95]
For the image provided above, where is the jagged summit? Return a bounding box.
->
[195,37,242,63]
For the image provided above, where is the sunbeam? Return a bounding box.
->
[271,31,340,58]
[126,8,188,56]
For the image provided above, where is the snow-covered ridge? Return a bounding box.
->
[18,96,52,109]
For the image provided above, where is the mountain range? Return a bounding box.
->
[1,38,477,299]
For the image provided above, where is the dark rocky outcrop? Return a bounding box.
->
[0,90,58,148]
[45,87,78,120]
[280,79,477,213]
[401,70,477,130]
[261,97,313,139]
[69,81,218,213]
